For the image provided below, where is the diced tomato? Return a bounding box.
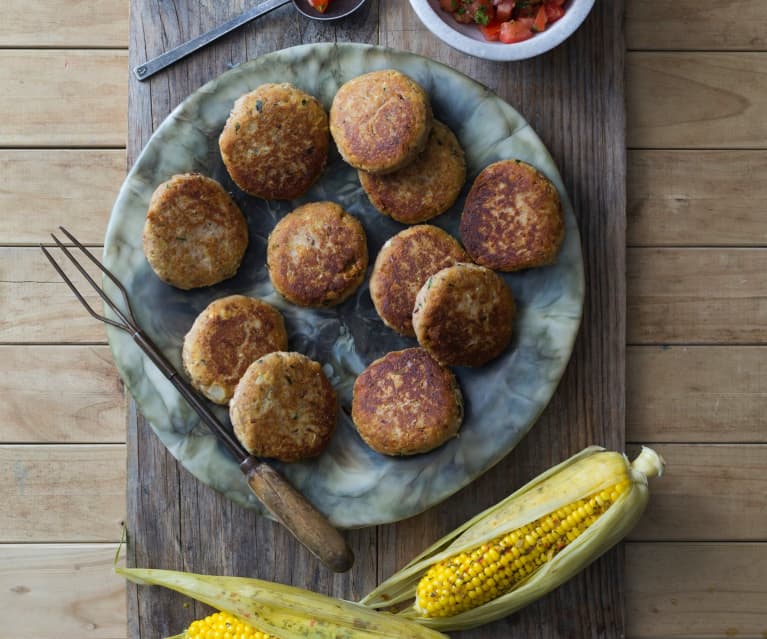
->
[480,20,503,41]
[495,0,515,22]
[544,4,565,21]
[499,20,534,43]
[308,0,329,12]
[533,6,548,32]
[439,0,460,11]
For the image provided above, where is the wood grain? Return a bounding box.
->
[627,53,767,149]
[3,0,129,48]
[0,50,127,148]
[0,544,126,639]
[626,542,767,638]
[626,0,767,51]
[628,346,767,443]
[0,444,125,542]
[125,2,626,638]
[627,248,767,344]
[0,150,126,245]
[628,150,767,247]
[628,444,767,542]
[0,346,125,443]
[0,247,107,344]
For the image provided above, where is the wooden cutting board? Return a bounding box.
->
[125,2,625,637]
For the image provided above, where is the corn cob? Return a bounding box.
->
[167,611,276,639]
[360,446,664,631]
[116,565,449,639]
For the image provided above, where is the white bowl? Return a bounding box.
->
[408,0,596,61]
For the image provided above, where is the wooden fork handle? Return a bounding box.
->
[241,457,354,573]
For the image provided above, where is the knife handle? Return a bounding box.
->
[241,457,354,573]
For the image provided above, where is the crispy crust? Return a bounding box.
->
[460,160,564,271]
[352,348,463,456]
[359,120,466,224]
[413,263,515,367]
[370,225,469,337]
[182,295,288,405]
[330,69,433,175]
[142,173,248,290]
[229,352,337,462]
[219,83,329,200]
[267,201,368,307]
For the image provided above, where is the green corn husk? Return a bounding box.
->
[359,446,665,631]
[115,564,449,639]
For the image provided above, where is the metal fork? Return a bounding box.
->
[42,227,353,573]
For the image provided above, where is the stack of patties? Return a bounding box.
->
[330,69,466,225]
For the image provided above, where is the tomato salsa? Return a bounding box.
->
[439,0,567,43]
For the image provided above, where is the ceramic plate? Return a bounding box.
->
[104,43,583,528]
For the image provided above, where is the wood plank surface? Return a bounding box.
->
[0,444,125,542]
[125,2,626,638]
[0,247,107,344]
[627,248,767,344]
[0,346,124,443]
[628,346,767,443]
[0,50,128,148]
[3,0,129,48]
[627,53,767,149]
[5,541,766,639]
[0,544,126,639]
[626,542,767,639]
[627,150,767,247]
[626,0,767,51]
[628,444,767,541]
[0,150,126,245]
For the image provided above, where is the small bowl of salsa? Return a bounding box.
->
[408,0,595,61]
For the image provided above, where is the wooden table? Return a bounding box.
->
[1,2,766,638]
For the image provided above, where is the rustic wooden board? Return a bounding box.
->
[125,2,625,638]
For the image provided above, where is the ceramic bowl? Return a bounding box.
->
[408,0,596,61]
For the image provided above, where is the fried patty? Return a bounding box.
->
[359,120,466,224]
[267,201,368,307]
[352,347,463,456]
[182,295,288,405]
[413,263,515,367]
[370,225,469,337]
[330,69,433,175]
[219,83,329,200]
[460,160,564,271]
[142,173,248,290]
[229,352,337,462]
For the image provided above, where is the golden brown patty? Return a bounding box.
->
[358,120,466,224]
[182,295,288,405]
[267,201,368,307]
[219,83,329,200]
[142,173,248,290]
[229,352,337,462]
[352,348,463,456]
[413,263,515,367]
[460,160,565,271]
[370,225,469,337]
[330,69,433,175]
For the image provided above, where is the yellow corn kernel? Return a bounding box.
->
[415,480,630,617]
[183,611,274,639]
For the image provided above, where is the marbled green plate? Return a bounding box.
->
[104,43,583,528]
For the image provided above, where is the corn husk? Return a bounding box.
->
[359,446,665,631]
[115,563,449,639]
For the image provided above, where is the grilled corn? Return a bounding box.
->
[167,611,275,639]
[360,446,664,631]
[116,565,448,639]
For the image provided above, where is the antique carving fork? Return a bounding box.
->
[41,227,354,573]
